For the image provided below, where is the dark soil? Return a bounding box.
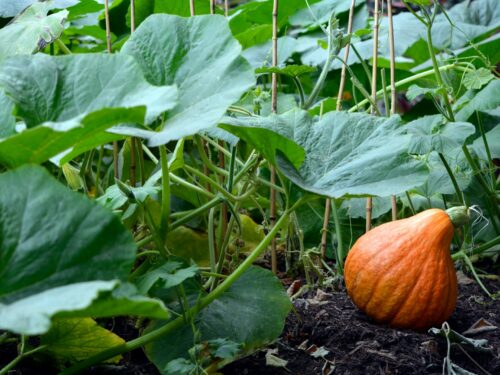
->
[2,269,499,375]
[222,272,500,375]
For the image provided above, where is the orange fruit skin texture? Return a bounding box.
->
[344,209,458,330]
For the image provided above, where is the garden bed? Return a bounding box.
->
[224,271,499,375]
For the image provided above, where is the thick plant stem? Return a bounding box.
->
[103,0,119,179]
[348,64,459,112]
[387,0,398,220]
[452,235,500,260]
[130,0,135,32]
[61,209,292,375]
[270,0,279,274]
[55,39,71,54]
[320,0,356,264]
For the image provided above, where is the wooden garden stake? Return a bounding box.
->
[104,0,119,179]
[270,0,279,274]
[387,0,398,221]
[320,0,357,262]
[210,0,229,258]
[366,0,380,232]
[225,0,229,17]
[190,0,195,16]
[129,0,137,187]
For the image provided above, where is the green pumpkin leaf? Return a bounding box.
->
[0,2,68,63]
[407,115,476,154]
[220,115,305,169]
[145,266,291,372]
[41,317,125,366]
[135,262,199,295]
[0,166,169,335]
[463,68,495,90]
[0,53,177,167]
[223,110,428,197]
[122,14,255,146]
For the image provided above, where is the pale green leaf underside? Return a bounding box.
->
[223,110,428,198]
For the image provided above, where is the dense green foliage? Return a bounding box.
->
[0,0,498,374]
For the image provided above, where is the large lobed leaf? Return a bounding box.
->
[223,110,429,198]
[0,166,168,335]
[122,14,255,146]
[145,266,292,372]
[0,53,177,167]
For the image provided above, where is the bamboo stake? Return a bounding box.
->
[190,0,195,16]
[130,0,136,32]
[225,0,229,17]
[270,0,279,275]
[104,0,119,179]
[387,0,397,221]
[129,0,137,186]
[366,0,380,232]
[211,0,229,258]
[320,0,356,262]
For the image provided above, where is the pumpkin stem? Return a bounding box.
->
[445,206,470,228]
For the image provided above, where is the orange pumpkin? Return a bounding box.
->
[344,207,469,330]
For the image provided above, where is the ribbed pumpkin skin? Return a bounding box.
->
[344,209,458,330]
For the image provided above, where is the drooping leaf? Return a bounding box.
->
[0,108,141,168]
[0,53,176,128]
[407,115,476,154]
[0,3,68,63]
[0,53,177,167]
[41,318,125,366]
[0,280,169,336]
[145,266,292,371]
[122,14,255,146]
[0,166,169,335]
[223,110,428,197]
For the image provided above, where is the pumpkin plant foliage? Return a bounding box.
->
[122,14,255,146]
[0,53,177,167]
[0,166,169,335]
[223,109,429,198]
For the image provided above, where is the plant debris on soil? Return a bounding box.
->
[3,268,498,375]
[223,271,500,375]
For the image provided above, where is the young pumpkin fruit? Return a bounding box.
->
[344,207,469,330]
